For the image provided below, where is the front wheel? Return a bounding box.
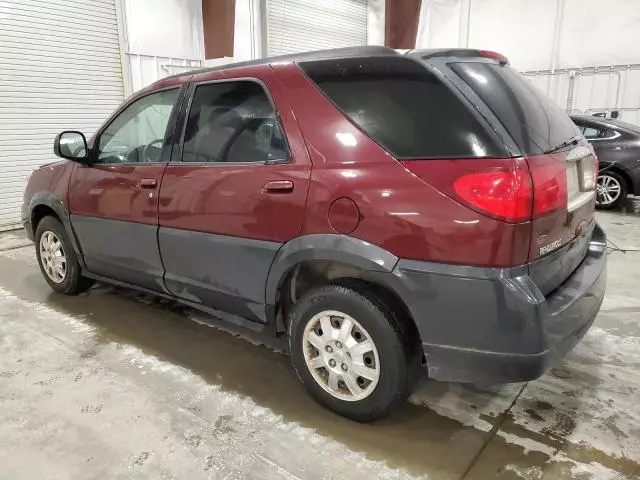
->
[35,216,94,295]
[288,284,419,422]
[596,171,627,210]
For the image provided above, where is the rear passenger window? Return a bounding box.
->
[300,56,504,159]
[581,126,603,139]
[182,81,288,163]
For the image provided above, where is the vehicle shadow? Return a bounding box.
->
[617,196,640,214]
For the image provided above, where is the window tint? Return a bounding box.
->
[97,89,178,164]
[182,81,288,163]
[451,62,578,156]
[300,56,504,159]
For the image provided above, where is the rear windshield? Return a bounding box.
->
[451,62,578,156]
[300,56,505,159]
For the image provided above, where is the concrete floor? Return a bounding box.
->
[0,210,639,480]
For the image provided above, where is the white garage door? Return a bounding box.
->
[0,0,124,230]
[266,0,368,56]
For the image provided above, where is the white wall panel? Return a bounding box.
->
[422,0,640,71]
[367,0,386,45]
[467,0,557,71]
[416,0,463,49]
[234,0,262,61]
[124,0,204,60]
[127,54,202,91]
[559,0,640,68]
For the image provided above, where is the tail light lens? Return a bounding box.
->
[401,158,533,223]
[477,50,509,65]
[401,156,570,223]
[526,155,568,218]
[453,168,532,222]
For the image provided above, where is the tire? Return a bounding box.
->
[35,216,94,295]
[288,284,420,422]
[596,171,627,210]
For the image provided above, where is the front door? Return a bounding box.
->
[158,68,311,323]
[68,87,182,291]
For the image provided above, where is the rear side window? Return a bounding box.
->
[580,125,604,139]
[182,81,288,164]
[300,57,504,159]
[451,62,578,156]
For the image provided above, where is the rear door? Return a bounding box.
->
[445,58,597,293]
[157,66,311,323]
[68,87,183,291]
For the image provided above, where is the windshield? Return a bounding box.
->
[451,62,578,156]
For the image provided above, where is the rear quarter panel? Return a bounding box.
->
[274,63,531,267]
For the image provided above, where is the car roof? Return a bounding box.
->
[163,46,400,81]
[571,114,640,135]
[161,46,493,82]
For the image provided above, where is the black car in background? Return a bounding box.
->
[571,115,640,209]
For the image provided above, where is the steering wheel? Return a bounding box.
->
[142,139,164,163]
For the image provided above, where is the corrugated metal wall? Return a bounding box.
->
[266,0,368,56]
[0,0,124,230]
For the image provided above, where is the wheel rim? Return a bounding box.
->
[302,310,380,402]
[596,174,622,206]
[39,231,67,283]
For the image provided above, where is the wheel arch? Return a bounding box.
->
[29,192,85,268]
[265,235,422,347]
[266,235,399,306]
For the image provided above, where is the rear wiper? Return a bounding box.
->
[544,135,580,154]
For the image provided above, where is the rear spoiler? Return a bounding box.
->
[407,48,509,65]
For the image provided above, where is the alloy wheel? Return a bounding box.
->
[39,231,67,283]
[302,310,380,402]
[596,174,622,206]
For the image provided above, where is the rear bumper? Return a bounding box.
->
[392,224,606,384]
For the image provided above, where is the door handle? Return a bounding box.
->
[264,180,294,193]
[137,178,157,189]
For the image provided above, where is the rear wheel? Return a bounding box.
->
[596,171,627,209]
[35,216,94,295]
[288,284,419,422]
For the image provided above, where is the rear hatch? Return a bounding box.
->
[439,53,597,295]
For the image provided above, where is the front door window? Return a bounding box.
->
[97,88,179,164]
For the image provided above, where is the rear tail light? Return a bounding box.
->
[477,50,509,65]
[401,156,568,223]
[453,168,532,222]
[401,158,532,223]
[526,155,568,218]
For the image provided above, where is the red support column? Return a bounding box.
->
[385,0,422,49]
[202,0,236,59]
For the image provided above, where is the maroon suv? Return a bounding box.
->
[23,47,606,421]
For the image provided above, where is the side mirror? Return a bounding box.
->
[54,131,89,162]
